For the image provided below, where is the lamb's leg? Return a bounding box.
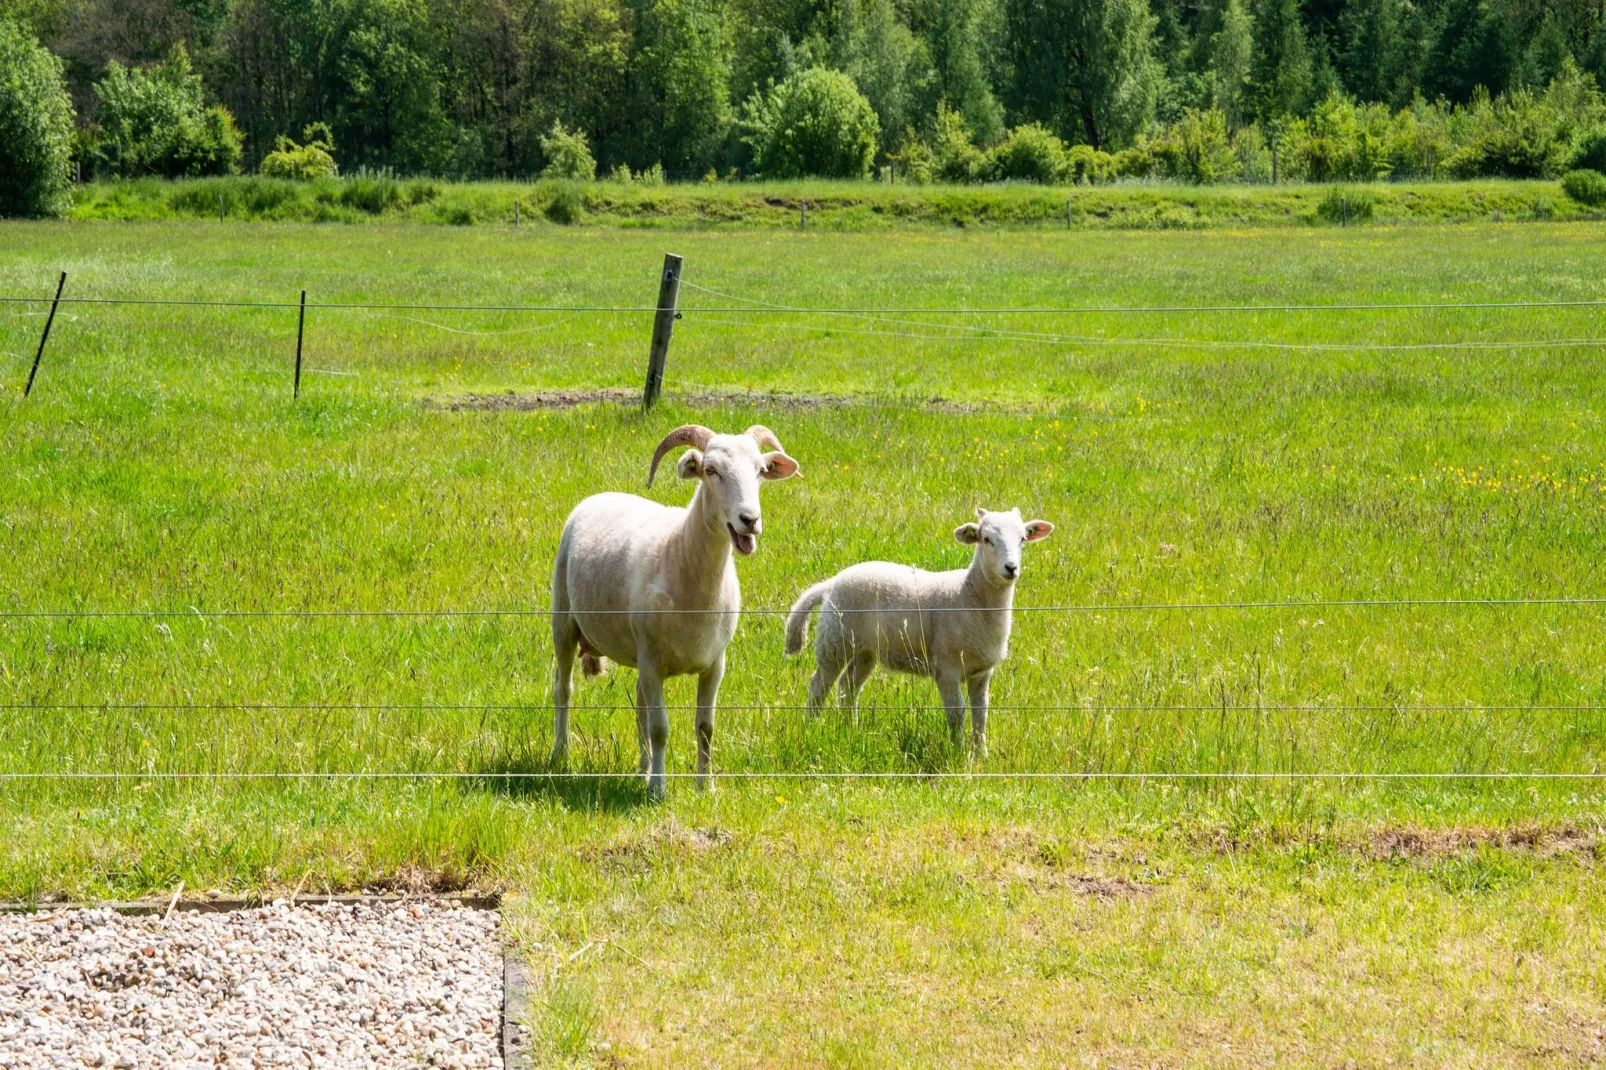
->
[838,650,876,722]
[639,662,670,801]
[966,669,993,757]
[803,620,854,713]
[634,675,651,777]
[935,670,966,744]
[549,584,578,766]
[695,654,724,791]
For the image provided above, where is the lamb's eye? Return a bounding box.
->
[706,468,719,479]
[983,536,992,546]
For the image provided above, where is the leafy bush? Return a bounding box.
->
[1064,144,1115,185]
[890,127,936,183]
[543,180,586,223]
[92,45,242,178]
[1571,127,1606,174]
[605,161,666,185]
[930,101,984,182]
[1297,93,1390,182]
[1315,187,1374,224]
[1561,169,1606,207]
[260,125,338,180]
[539,121,596,180]
[742,67,879,179]
[1149,109,1239,184]
[988,124,1066,184]
[1444,90,1568,179]
[0,19,76,217]
[339,175,402,214]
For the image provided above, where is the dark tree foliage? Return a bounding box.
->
[8,0,1606,175]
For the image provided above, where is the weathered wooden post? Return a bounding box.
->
[293,290,307,399]
[23,271,66,398]
[641,254,683,411]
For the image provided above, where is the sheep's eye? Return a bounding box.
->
[706,468,719,478]
[983,536,992,546]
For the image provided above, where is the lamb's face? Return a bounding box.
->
[955,508,1054,585]
[678,434,800,555]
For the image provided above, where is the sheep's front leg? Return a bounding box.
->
[638,662,670,801]
[966,669,993,757]
[935,671,966,744]
[695,655,724,791]
[550,617,578,766]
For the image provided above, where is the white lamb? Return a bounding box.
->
[550,424,801,798]
[784,508,1053,753]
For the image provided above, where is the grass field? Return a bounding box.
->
[66,174,1595,230]
[4,220,1606,1065]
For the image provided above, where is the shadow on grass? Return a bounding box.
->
[467,751,653,814]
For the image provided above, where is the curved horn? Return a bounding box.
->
[647,424,715,486]
[745,425,784,453]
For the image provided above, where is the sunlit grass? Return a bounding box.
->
[3,218,1606,1063]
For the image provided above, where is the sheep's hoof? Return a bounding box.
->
[695,772,714,792]
[646,778,668,803]
[548,745,569,769]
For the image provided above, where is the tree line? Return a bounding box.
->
[3,0,1606,188]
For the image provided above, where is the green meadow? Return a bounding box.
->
[3,219,1605,1065]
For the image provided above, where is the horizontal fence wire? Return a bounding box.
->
[7,292,1606,315]
[4,702,1604,713]
[1,771,1601,780]
[5,596,1605,618]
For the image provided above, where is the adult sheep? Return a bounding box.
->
[550,424,801,798]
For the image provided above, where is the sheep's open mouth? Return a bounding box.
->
[728,524,757,556]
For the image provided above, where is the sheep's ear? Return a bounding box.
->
[760,451,800,481]
[975,507,988,519]
[1024,520,1054,542]
[955,523,980,544]
[676,449,704,480]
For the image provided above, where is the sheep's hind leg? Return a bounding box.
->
[550,615,580,766]
[639,662,670,801]
[966,669,993,758]
[838,650,876,723]
[695,655,724,791]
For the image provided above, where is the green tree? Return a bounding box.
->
[0,18,75,217]
[1209,0,1253,128]
[92,43,242,176]
[630,0,733,177]
[330,0,449,171]
[919,0,1004,143]
[1337,0,1402,105]
[835,0,930,155]
[1248,0,1310,121]
[1002,0,1160,149]
[1423,0,1520,106]
[741,66,879,176]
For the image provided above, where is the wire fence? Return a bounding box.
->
[7,267,1606,783]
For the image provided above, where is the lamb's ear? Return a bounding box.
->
[1024,520,1055,542]
[955,522,980,544]
[975,507,988,519]
[760,451,801,481]
[676,449,704,480]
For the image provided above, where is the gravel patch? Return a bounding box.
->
[0,901,504,1069]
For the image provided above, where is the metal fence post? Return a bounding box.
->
[23,271,67,398]
[293,290,306,399]
[642,254,683,411]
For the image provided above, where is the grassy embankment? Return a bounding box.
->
[3,221,1606,1064]
[67,174,1597,229]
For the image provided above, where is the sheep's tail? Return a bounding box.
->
[784,582,830,656]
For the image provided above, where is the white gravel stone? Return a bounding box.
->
[0,902,503,1069]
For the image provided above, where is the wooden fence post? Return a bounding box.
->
[293,290,306,399]
[23,271,66,398]
[642,254,683,411]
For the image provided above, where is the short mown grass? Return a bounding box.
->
[3,220,1605,1064]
